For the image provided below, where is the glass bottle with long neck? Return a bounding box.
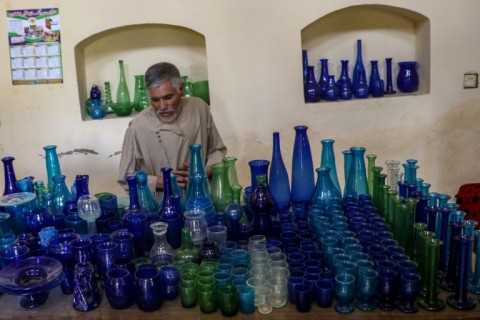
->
[251,174,274,237]
[224,185,246,242]
[2,156,19,196]
[344,147,368,199]
[186,144,209,201]
[159,167,183,249]
[210,163,232,214]
[52,175,71,215]
[116,60,131,109]
[123,175,149,220]
[43,145,62,192]
[222,156,239,187]
[291,126,314,207]
[320,139,341,196]
[136,170,160,218]
[269,132,291,212]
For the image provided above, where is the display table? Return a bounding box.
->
[0,285,477,320]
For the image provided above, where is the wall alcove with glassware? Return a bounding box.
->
[74,23,208,120]
[301,4,430,103]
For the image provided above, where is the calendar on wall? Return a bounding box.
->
[6,8,63,85]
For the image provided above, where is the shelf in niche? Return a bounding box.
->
[301,4,430,103]
[74,24,208,121]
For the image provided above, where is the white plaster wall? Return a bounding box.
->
[1,0,479,200]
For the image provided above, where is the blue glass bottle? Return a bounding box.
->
[304,66,321,103]
[2,157,20,196]
[43,145,62,192]
[302,50,309,86]
[224,185,245,242]
[369,60,384,97]
[269,132,290,212]
[159,167,183,249]
[318,59,330,99]
[136,170,160,218]
[248,159,270,191]
[384,58,396,94]
[251,175,274,237]
[336,60,353,100]
[123,175,149,220]
[324,75,338,101]
[352,39,369,98]
[291,126,315,207]
[320,139,341,196]
[344,147,368,199]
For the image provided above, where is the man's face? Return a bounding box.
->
[148,81,184,123]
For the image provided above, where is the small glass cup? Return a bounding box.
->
[255,286,273,314]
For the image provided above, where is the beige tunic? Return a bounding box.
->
[117,97,227,198]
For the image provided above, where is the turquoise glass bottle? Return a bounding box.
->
[344,147,368,199]
[312,167,342,207]
[186,144,209,201]
[44,145,62,193]
[320,139,341,196]
[136,170,160,217]
[269,132,291,211]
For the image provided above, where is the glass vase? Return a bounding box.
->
[159,167,183,249]
[336,60,352,100]
[73,261,101,311]
[43,145,62,193]
[185,174,215,226]
[366,154,377,198]
[183,210,208,247]
[324,75,338,101]
[2,157,20,196]
[418,237,445,311]
[210,163,232,215]
[304,66,321,103]
[320,139,341,196]
[114,60,133,116]
[224,185,246,242]
[384,58,396,94]
[186,144,209,201]
[250,174,274,237]
[103,81,114,114]
[437,206,452,279]
[133,75,149,112]
[149,221,174,261]
[302,50,309,85]
[446,235,476,310]
[123,175,149,221]
[17,176,34,193]
[311,167,341,208]
[344,147,368,199]
[269,132,291,211]
[369,60,384,97]
[174,227,199,263]
[248,159,270,191]
[342,149,352,196]
[397,61,419,93]
[318,59,329,99]
[439,221,465,292]
[52,175,71,216]
[136,170,160,218]
[467,230,480,294]
[352,39,369,98]
[291,126,315,207]
[222,156,239,187]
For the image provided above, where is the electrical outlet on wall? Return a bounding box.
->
[463,72,478,89]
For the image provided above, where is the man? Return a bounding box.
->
[117,62,227,198]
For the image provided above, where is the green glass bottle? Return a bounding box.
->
[210,163,232,214]
[133,75,150,112]
[419,237,445,311]
[378,184,390,218]
[114,60,132,116]
[371,166,382,209]
[175,227,199,263]
[366,154,377,197]
[385,189,399,228]
[103,81,114,114]
[222,156,239,187]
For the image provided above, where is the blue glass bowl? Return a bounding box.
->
[0,256,64,308]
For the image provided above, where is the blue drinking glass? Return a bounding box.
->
[159,265,180,300]
[287,275,304,304]
[134,267,163,312]
[126,213,148,258]
[294,283,312,312]
[398,272,421,313]
[0,244,29,267]
[105,267,134,309]
[64,213,88,235]
[334,272,356,313]
[96,241,119,279]
[47,232,80,294]
[377,268,398,311]
[111,229,135,260]
[356,268,378,311]
[69,237,93,264]
[315,278,334,308]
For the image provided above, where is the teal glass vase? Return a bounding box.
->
[52,175,71,216]
[312,167,342,207]
[344,147,368,199]
[186,144,209,201]
[44,145,62,193]
[320,139,341,196]
[136,170,160,218]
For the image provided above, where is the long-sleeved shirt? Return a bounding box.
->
[117,96,227,198]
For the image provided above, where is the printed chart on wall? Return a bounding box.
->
[6,8,63,85]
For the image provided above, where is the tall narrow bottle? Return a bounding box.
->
[133,75,149,112]
[291,126,315,207]
[344,147,368,199]
[269,132,291,211]
[115,60,132,116]
[2,157,20,196]
[320,139,341,196]
[44,145,62,192]
[186,144,209,201]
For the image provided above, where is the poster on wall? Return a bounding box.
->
[6,8,63,85]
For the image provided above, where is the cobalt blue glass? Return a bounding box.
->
[356,268,378,311]
[111,229,135,260]
[336,60,353,100]
[95,209,116,234]
[324,75,338,101]
[369,60,384,97]
[304,66,321,103]
[2,156,20,196]
[315,278,334,308]
[96,241,119,279]
[47,232,80,294]
[64,213,88,235]
[126,213,148,257]
[73,262,101,312]
[318,59,329,99]
[377,268,398,311]
[0,244,29,267]
[334,272,356,313]
[398,272,421,313]
[294,283,312,312]
[248,160,270,191]
[69,237,93,264]
[384,58,396,94]
[396,61,419,93]
[352,39,369,98]
[159,265,181,300]
[288,275,304,304]
[134,267,163,312]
